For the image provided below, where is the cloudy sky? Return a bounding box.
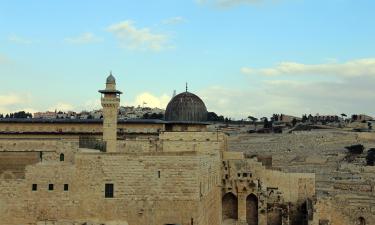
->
[1,0,375,119]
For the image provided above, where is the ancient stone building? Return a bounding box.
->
[0,74,315,225]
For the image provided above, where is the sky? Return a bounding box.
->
[1,0,375,119]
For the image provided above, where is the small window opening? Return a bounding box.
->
[48,184,54,191]
[32,184,37,191]
[64,184,69,191]
[158,171,161,178]
[243,173,248,177]
[237,173,241,177]
[105,183,114,198]
[60,153,65,161]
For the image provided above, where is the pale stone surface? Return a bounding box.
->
[0,78,318,225]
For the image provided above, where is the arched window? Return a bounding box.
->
[222,192,238,221]
[246,194,258,225]
[59,153,65,162]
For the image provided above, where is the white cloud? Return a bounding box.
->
[241,58,375,77]
[108,20,170,51]
[125,92,171,109]
[64,32,101,44]
[199,77,375,120]
[162,17,186,25]
[48,102,74,112]
[0,93,35,114]
[199,58,375,119]
[7,34,32,44]
[0,94,25,107]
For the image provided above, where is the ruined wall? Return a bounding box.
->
[228,131,375,225]
[223,158,315,203]
[222,155,315,225]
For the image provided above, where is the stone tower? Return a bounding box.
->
[99,73,122,152]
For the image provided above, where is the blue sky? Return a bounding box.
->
[1,0,375,118]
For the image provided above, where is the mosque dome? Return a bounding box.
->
[106,74,116,84]
[165,91,208,122]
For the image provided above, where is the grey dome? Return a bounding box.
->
[165,92,208,122]
[106,74,116,84]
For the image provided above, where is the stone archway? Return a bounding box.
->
[222,192,238,220]
[357,217,366,225]
[246,193,258,225]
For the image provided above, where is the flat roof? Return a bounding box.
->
[0,118,210,125]
[0,118,164,124]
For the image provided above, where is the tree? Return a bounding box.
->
[292,118,297,127]
[301,114,308,123]
[207,112,219,121]
[341,113,347,123]
[248,116,258,130]
[142,113,150,119]
[12,111,32,118]
[262,117,272,129]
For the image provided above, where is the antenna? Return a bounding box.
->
[186,82,188,92]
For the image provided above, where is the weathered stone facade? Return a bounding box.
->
[228,131,375,225]
[0,76,316,225]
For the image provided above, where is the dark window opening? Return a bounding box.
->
[32,184,37,191]
[243,173,248,177]
[64,184,69,191]
[59,153,65,162]
[158,171,161,178]
[48,184,54,191]
[105,183,114,198]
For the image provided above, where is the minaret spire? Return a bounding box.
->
[99,74,123,153]
[186,82,188,92]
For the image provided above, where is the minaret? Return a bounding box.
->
[98,72,122,153]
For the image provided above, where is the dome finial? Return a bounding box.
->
[106,72,116,84]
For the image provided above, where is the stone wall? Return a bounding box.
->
[0,122,164,135]
[0,131,223,225]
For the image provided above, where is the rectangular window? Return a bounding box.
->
[64,184,69,191]
[48,184,54,191]
[158,171,161,178]
[32,184,37,191]
[105,183,114,198]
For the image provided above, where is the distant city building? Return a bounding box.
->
[33,111,57,119]
[351,114,373,122]
[308,114,340,123]
[272,114,301,123]
[32,106,164,120]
